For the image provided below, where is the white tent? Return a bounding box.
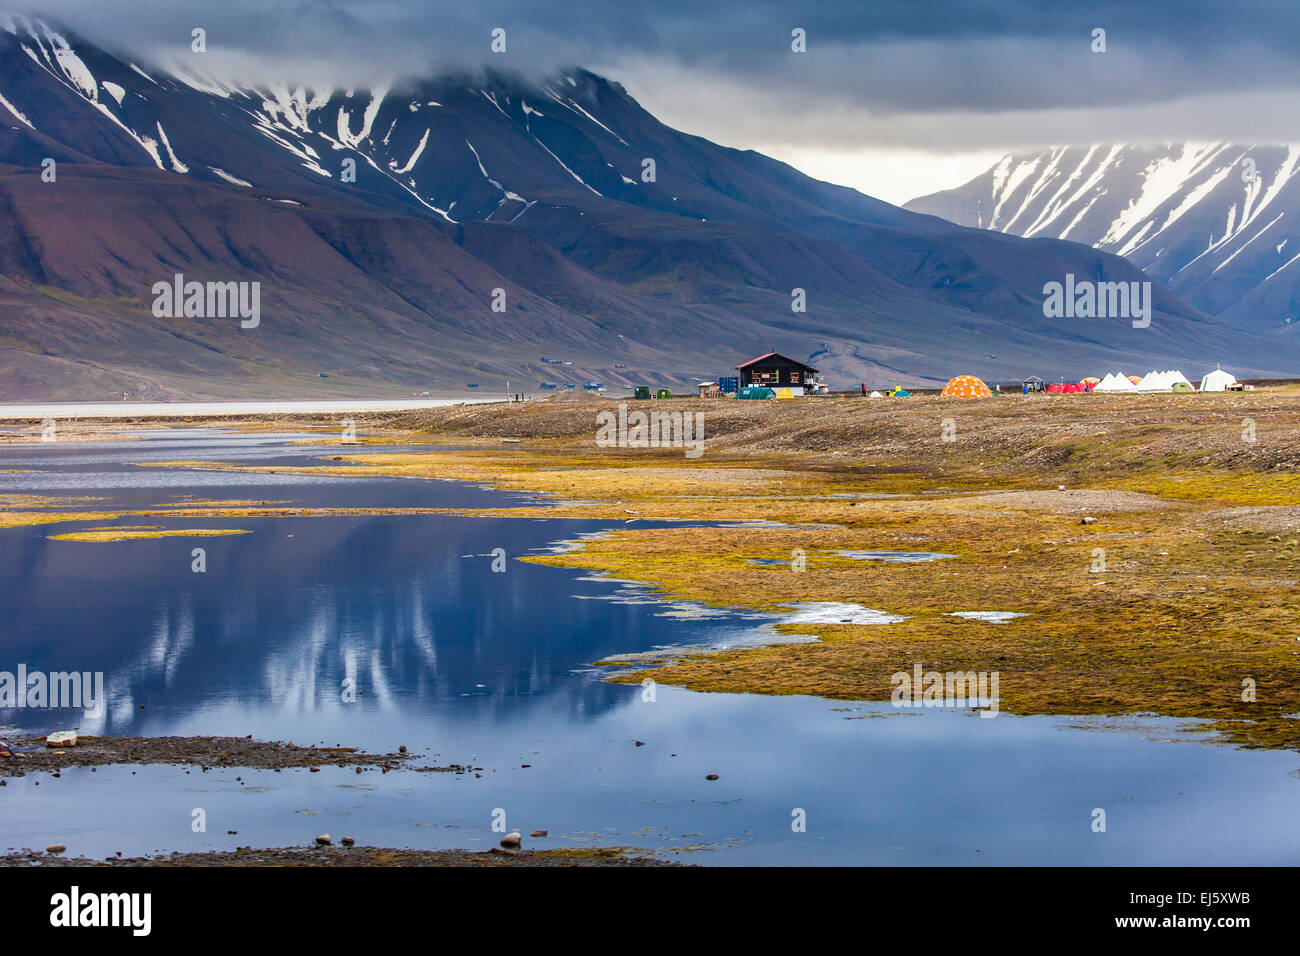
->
[1135,370,1167,392]
[1199,367,1238,392]
[1094,372,1138,393]
[1135,369,1192,392]
[868,390,884,398]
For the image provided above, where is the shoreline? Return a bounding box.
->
[1,846,678,867]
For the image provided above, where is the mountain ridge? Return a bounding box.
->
[1,16,1295,400]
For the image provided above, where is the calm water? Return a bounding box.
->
[1,431,1298,865]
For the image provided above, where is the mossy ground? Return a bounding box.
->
[48,528,252,542]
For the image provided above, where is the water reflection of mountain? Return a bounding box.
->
[0,509,726,735]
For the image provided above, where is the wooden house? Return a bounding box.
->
[735,352,821,394]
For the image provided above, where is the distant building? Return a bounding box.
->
[735,352,821,394]
[697,381,721,398]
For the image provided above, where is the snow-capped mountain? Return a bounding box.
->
[1,16,1295,399]
[905,144,1300,332]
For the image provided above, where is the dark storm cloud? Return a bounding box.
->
[31,0,1300,154]
[46,0,1300,109]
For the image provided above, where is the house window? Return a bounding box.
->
[789,370,802,383]
[752,369,778,384]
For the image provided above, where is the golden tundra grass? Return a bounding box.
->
[48,528,252,542]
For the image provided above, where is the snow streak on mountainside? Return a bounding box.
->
[905,144,1300,331]
[0,16,1296,399]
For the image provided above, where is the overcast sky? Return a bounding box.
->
[46,0,1300,203]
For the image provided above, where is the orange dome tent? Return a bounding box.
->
[940,375,992,398]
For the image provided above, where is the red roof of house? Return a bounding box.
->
[735,352,819,372]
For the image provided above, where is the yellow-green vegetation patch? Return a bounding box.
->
[0,494,107,508]
[151,498,289,509]
[49,528,252,542]
[1103,471,1300,506]
[0,510,120,529]
[80,525,164,530]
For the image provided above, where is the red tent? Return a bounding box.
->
[1046,383,1087,394]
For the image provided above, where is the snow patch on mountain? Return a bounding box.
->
[155,122,187,173]
[209,167,253,187]
[532,134,600,195]
[336,85,388,148]
[392,128,428,174]
[261,84,330,132]
[171,65,235,99]
[0,87,32,127]
[42,25,98,99]
[550,92,628,146]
